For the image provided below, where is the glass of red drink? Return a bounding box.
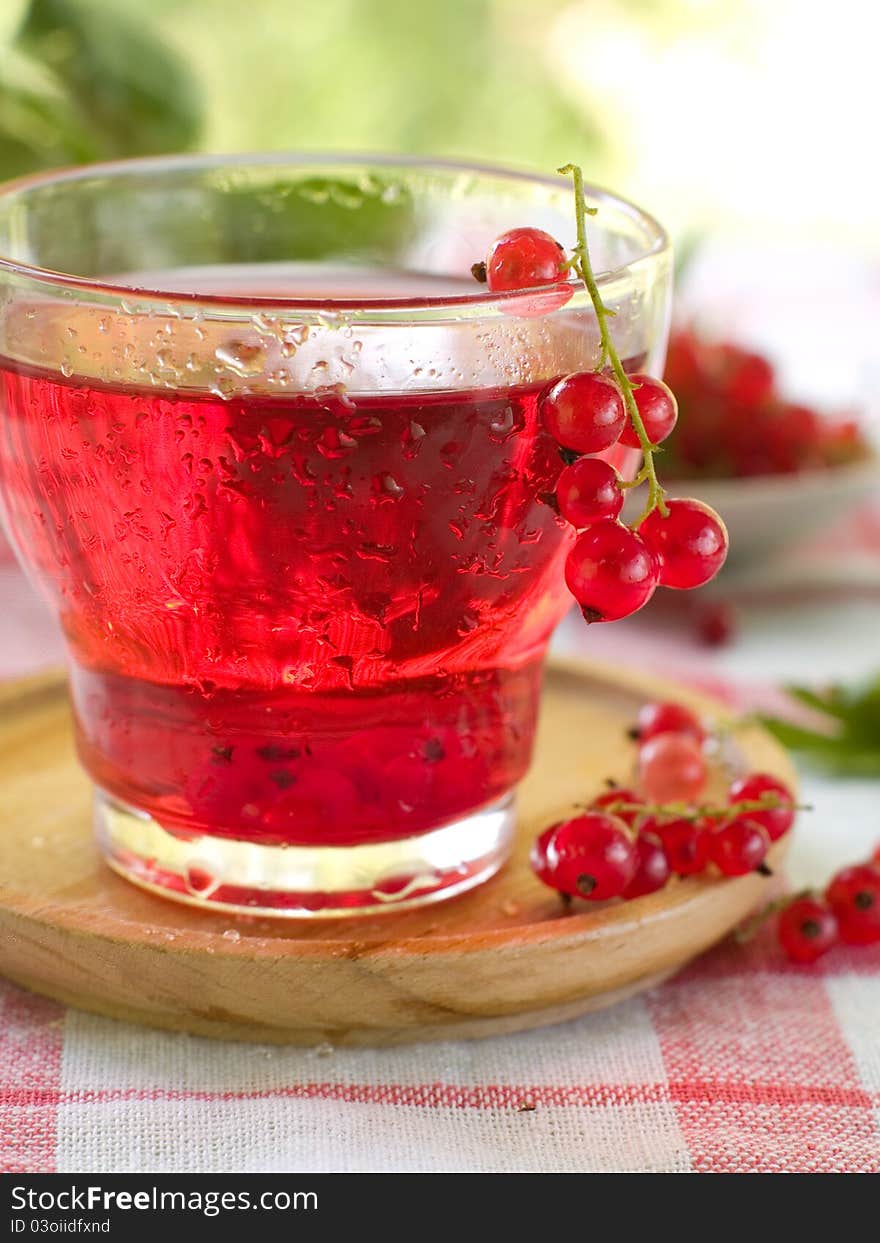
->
[0,156,670,915]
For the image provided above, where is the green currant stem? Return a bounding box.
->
[558,163,668,523]
[734,889,815,943]
[594,794,808,825]
[620,466,650,490]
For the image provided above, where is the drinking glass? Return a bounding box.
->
[0,155,670,915]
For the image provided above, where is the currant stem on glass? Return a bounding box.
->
[557,162,668,523]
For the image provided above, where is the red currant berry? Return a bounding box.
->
[265,769,360,837]
[640,499,729,590]
[591,787,644,827]
[636,700,705,745]
[695,600,736,647]
[529,823,560,888]
[728,772,795,842]
[539,813,637,900]
[555,457,623,527]
[825,865,880,945]
[540,372,627,455]
[618,375,678,448]
[639,732,708,803]
[778,898,838,964]
[565,520,659,623]
[655,817,711,876]
[484,227,567,293]
[623,831,671,898]
[724,349,774,407]
[709,815,770,876]
[633,812,663,839]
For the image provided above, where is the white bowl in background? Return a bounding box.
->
[625,455,880,566]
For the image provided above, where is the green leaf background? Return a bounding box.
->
[761,677,880,778]
[0,0,199,178]
[0,0,603,182]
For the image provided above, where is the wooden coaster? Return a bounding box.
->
[0,658,794,1046]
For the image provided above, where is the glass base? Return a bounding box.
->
[94,789,515,917]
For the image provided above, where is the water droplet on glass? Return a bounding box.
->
[370,869,439,903]
[282,664,315,686]
[488,404,523,442]
[316,426,357,459]
[185,862,220,898]
[209,376,236,400]
[280,324,308,358]
[374,473,404,500]
[222,928,241,943]
[252,312,277,334]
[402,421,425,459]
[215,340,266,377]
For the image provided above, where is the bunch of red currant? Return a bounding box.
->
[530,699,796,902]
[775,853,880,963]
[662,329,870,479]
[473,165,729,623]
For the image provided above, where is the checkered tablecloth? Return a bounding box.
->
[2,504,880,1173]
[3,921,880,1173]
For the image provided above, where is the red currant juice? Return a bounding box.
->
[0,360,578,847]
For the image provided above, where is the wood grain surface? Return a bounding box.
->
[0,658,795,1045]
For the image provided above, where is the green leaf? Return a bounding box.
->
[759,719,880,777]
[19,0,201,159]
[161,0,600,173]
[785,684,849,720]
[215,174,418,267]
[0,0,31,48]
[761,673,880,777]
[0,43,100,177]
[839,675,880,741]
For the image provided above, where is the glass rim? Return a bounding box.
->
[0,151,670,315]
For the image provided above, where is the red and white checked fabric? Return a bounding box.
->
[2,506,880,1173]
[2,940,879,1173]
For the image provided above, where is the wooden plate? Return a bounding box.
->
[0,658,794,1045]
